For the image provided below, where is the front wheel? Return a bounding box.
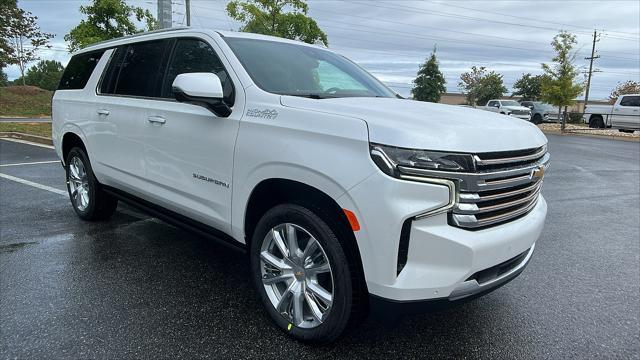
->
[250,204,355,343]
[65,147,118,220]
[531,114,543,124]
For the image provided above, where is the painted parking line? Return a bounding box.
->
[0,160,60,167]
[0,138,55,149]
[0,172,67,196]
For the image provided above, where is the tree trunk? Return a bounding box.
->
[559,106,564,132]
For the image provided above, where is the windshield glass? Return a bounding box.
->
[223,37,396,99]
[501,100,521,106]
[534,101,555,110]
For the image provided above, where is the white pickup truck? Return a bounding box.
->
[584,94,640,132]
[483,99,532,121]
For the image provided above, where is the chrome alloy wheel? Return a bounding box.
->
[68,156,90,211]
[260,223,334,329]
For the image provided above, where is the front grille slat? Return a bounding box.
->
[451,146,548,230]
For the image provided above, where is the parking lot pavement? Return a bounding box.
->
[0,136,638,359]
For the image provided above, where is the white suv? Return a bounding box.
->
[53,28,549,343]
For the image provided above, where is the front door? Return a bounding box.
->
[144,37,243,233]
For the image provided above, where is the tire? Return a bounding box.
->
[589,115,605,128]
[65,147,118,220]
[531,114,543,124]
[250,203,356,344]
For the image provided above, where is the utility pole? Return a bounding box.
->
[185,0,191,26]
[583,30,601,113]
[157,0,173,29]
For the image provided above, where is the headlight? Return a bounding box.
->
[370,143,475,177]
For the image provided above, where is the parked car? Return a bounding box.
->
[483,99,532,120]
[584,94,640,132]
[52,28,549,343]
[520,101,559,124]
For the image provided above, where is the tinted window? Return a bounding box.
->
[620,96,640,107]
[58,50,105,90]
[488,101,497,107]
[99,47,126,94]
[224,37,395,99]
[115,40,169,97]
[163,38,234,105]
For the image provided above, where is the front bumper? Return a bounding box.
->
[338,170,547,302]
[511,113,532,120]
[370,244,534,319]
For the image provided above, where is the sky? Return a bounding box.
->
[8,0,640,99]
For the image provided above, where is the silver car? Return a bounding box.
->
[521,101,559,124]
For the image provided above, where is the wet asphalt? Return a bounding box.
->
[0,135,638,359]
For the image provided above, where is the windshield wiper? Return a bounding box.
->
[277,92,337,99]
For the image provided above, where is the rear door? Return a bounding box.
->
[92,40,172,193]
[143,36,244,231]
[612,95,640,129]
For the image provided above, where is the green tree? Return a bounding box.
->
[609,80,640,103]
[0,68,8,86]
[64,0,158,52]
[13,60,64,91]
[0,0,54,85]
[512,73,545,101]
[458,66,507,106]
[0,0,17,68]
[227,0,328,45]
[540,31,583,130]
[411,47,446,103]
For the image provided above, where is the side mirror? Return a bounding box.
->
[172,73,231,117]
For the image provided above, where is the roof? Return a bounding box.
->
[73,27,328,56]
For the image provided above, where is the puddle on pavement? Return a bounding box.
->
[0,241,38,253]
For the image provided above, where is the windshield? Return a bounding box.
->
[534,101,555,110]
[223,37,396,99]
[501,100,521,107]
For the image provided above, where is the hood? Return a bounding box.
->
[502,105,532,112]
[280,96,547,153]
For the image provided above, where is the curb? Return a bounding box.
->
[541,130,640,142]
[0,132,53,146]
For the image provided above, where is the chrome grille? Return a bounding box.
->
[511,110,530,115]
[398,146,549,230]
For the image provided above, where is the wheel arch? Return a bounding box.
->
[242,177,369,303]
[61,131,87,165]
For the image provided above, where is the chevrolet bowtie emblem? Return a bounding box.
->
[532,166,545,179]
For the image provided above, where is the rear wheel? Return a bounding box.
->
[589,115,605,128]
[65,147,118,220]
[250,204,355,343]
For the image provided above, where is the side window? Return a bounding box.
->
[115,40,169,97]
[99,47,126,94]
[58,50,105,90]
[620,96,640,107]
[163,38,234,105]
[488,101,497,107]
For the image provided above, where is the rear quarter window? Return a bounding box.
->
[58,50,105,90]
[620,96,640,107]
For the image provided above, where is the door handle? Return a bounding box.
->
[147,116,166,124]
[96,109,110,116]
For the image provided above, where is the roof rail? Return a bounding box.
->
[79,26,191,51]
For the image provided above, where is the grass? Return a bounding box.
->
[0,122,52,138]
[0,86,52,117]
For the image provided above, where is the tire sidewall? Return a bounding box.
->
[249,204,353,343]
[66,148,99,220]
